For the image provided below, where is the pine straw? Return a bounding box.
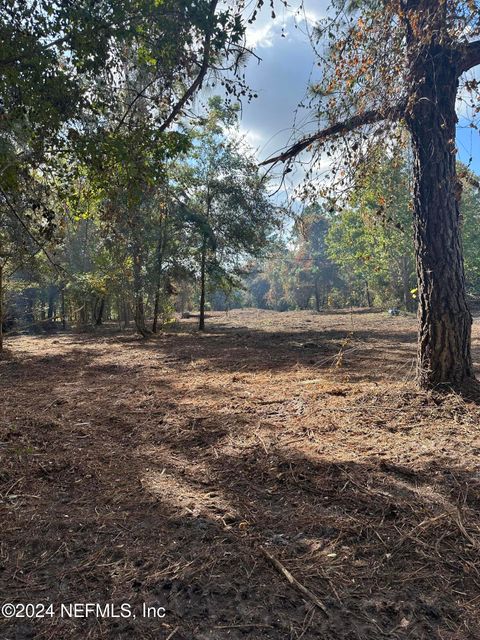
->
[1,309,480,639]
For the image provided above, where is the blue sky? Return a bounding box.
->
[231,1,480,179]
[239,1,324,160]
[457,116,480,174]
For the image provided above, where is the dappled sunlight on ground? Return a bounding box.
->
[1,309,480,639]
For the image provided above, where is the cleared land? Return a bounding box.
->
[1,309,480,639]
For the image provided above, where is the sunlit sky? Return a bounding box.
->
[214,1,480,186]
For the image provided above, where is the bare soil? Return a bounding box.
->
[1,308,480,640]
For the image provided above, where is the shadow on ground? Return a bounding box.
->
[1,310,480,639]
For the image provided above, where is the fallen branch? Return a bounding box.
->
[165,628,179,640]
[259,546,329,616]
[455,509,479,549]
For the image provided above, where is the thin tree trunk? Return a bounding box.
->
[40,292,46,321]
[95,297,105,326]
[365,280,372,308]
[133,251,150,337]
[152,288,161,333]
[401,255,412,312]
[152,215,167,333]
[0,261,3,353]
[116,298,122,328]
[79,299,88,326]
[406,41,474,388]
[199,234,207,331]
[135,295,149,336]
[314,281,321,312]
[25,289,35,326]
[61,287,66,330]
[47,286,55,320]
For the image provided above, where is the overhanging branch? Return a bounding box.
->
[260,103,405,166]
[459,40,480,74]
[115,0,218,134]
[0,186,64,273]
[156,0,218,135]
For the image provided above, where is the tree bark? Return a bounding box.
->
[134,295,149,337]
[400,255,412,312]
[152,288,161,333]
[199,234,207,331]
[61,287,66,329]
[406,43,474,388]
[95,296,105,326]
[47,285,56,320]
[25,288,35,327]
[314,281,321,312]
[0,261,3,353]
[133,251,151,338]
[365,280,372,308]
[152,215,167,334]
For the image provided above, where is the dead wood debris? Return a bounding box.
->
[259,545,329,616]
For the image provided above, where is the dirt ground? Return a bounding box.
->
[1,308,480,640]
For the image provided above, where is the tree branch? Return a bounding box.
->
[156,0,218,135]
[114,0,218,134]
[459,40,480,74]
[0,186,64,273]
[459,168,480,191]
[115,76,160,132]
[260,103,405,166]
[0,36,68,68]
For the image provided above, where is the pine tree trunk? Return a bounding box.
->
[199,235,207,331]
[406,44,474,388]
[47,286,55,320]
[314,281,321,312]
[133,251,150,338]
[401,255,412,312]
[61,287,66,329]
[25,289,35,327]
[95,297,105,326]
[365,280,372,308]
[0,262,3,353]
[152,288,161,334]
[152,220,166,334]
[135,296,149,337]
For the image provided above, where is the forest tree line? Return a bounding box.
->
[7,145,480,335]
[1,98,281,338]
[245,156,480,314]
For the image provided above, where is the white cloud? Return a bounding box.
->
[245,1,323,49]
[246,22,277,49]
